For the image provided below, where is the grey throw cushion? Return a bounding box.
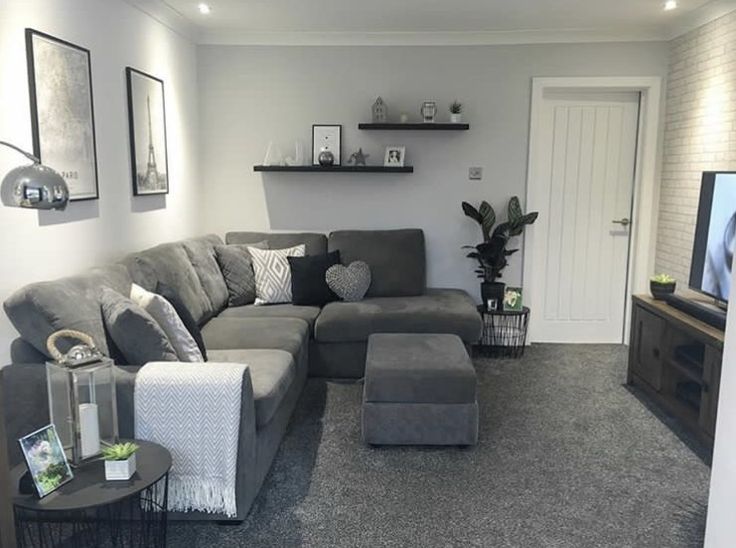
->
[325,261,371,302]
[215,241,268,306]
[100,287,178,365]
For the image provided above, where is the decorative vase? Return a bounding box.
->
[481,281,506,311]
[318,148,335,166]
[421,101,437,123]
[650,281,676,301]
[105,454,137,481]
[450,113,463,123]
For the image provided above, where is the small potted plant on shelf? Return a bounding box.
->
[449,101,463,123]
[103,442,139,481]
[650,273,676,300]
[462,196,538,310]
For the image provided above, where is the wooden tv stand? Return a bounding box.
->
[628,294,724,449]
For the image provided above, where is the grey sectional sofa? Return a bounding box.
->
[2,228,481,521]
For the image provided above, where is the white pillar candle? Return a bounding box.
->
[79,403,100,457]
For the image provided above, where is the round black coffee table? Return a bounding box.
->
[11,439,171,548]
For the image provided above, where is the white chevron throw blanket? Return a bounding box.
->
[135,362,247,517]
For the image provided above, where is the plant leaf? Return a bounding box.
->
[508,196,523,223]
[478,201,496,241]
[461,202,483,225]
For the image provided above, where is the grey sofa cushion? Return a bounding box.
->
[100,287,178,364]
[181,235,229,316]
[364,334,476,404]
[327,229,425,297]
[207,349,295,428]
[215,242,268,307]
[123,242,214,325]
[226,232,327,256]
[4,264,132,358]
[201,317,309,358]
[217,304,321,335]
[315,288,483,344]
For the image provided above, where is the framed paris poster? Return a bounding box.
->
[126,67,169,196]
[26,29,99,201]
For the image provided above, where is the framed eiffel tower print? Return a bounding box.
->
[126,67,169,196]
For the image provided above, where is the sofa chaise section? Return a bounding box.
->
[3,234,309,522]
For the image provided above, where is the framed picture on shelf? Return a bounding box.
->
[126,67,169,196]
[312,124,342,165]
[18,424,74,498]
[503,287,523,311]
[26,28,99,201]
[384,145,406,167]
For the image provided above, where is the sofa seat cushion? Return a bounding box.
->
[315,288,482,344]
[207,349,295,428]
[216,304,321,335]
[201,317,308,358]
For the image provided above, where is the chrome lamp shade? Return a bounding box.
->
[0,141,69,210]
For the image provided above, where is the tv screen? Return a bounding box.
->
[690,172,736,303]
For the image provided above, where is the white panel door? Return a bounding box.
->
[528,91,640,343]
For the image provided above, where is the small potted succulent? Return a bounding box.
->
[449,101,463,123]
[103,442,139,481]
[650,273,676,300]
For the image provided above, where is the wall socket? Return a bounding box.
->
[469,167,483,181]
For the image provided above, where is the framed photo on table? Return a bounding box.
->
[26,29,99,201]
[18,424,74,498]
[126,67,169,196]
[312,125,342,165]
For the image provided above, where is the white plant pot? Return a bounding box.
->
[450,113,463,123]
[105,454,136,481]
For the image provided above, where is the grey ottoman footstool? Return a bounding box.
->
[362,333,478,446]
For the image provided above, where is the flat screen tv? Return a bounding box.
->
[689,171,736,304]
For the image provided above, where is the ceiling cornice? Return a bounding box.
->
[121,0,197,41]
[123,0,736,47]
[667,0,736,39]
[197,28,668,47]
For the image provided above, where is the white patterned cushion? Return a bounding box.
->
[248,244,306,305]
[130,283,204,362]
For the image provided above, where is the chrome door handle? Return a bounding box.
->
[612,218,631,227]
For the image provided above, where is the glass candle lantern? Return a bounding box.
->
[46,358,119,466]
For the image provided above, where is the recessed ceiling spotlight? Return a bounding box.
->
[664,0,677,11]
[198,3,211,15]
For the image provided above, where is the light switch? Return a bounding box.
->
[469,167,483,181]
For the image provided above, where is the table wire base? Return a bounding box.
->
[475,307,530,359]
[15,474,168,548]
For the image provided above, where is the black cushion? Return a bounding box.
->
[100,288,178,365]
[156,282,208,361]
[288,251,341,306]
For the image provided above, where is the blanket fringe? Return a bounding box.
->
[167,475,238,518]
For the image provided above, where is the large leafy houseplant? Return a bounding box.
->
[462,196,538,305]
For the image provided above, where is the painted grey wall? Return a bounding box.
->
[198,43,668,301]
[0,0,201,365]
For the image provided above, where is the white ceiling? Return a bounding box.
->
[128,0,736,44]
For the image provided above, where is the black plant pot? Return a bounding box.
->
[650,281,676,300]
[481,281,506,311]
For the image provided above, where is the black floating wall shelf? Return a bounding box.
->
[253,165,413,173]
[358,123,470,130]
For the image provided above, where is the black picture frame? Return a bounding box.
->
[312,124,342,166]
[25,28,99,202]
[126,67,170,196]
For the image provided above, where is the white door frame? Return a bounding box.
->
[523,76,662,344]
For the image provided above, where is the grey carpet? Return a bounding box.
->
[168,344,710,547]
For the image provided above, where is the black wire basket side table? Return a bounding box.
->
[12,440,171,548]
[475,305,530,358]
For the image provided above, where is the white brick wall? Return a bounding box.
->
[656,11,736,284]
